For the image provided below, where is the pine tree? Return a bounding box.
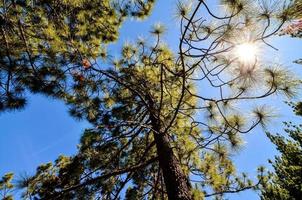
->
[259,102,302,200]
[0,0,155,111]
[1,0,300,199]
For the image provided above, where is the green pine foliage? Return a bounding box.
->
[286,0,302,19]
[0,0,301,199]
[0,0,155,111]
[260,103,302,200]
[0,173,14,200]
[17,36,256,200]
[279,0,302,63]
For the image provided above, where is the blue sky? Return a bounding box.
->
[1,0,301,199]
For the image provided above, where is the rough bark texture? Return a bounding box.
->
[147,90,192,200]
[153,129,193,200]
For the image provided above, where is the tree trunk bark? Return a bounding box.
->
[153,129,193,200]
[146,90,192,200]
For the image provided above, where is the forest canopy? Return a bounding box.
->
[0,0,301,200]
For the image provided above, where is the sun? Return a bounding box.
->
[234,42,259,64]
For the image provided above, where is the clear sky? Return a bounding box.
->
[0,0,301,199]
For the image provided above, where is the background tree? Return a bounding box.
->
[259,102,302,200]
[1,0,300,200]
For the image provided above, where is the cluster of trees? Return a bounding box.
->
[0,0,301,199]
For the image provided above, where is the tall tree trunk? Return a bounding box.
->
[153,127,193,200]
[147,91,192,200]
